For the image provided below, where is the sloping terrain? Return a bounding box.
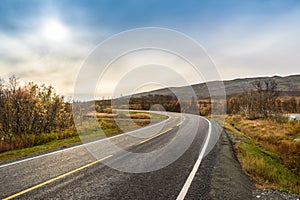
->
[130,74,300,99]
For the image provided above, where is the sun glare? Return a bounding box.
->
[43,20,68,41]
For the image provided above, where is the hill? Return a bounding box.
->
[130,74,300,99]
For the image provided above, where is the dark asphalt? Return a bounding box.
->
[0,112,252,199]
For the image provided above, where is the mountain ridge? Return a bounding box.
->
[129,74,300,99]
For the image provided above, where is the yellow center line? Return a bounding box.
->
[176,121,184,127]
[139,128,173,144]
[3,155,113,200]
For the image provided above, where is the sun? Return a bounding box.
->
[43,20,68,41]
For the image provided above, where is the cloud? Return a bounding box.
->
[0,17,97,96]
[197,5,300,80]
[1,0,300,99]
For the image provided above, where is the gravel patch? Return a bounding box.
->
[253,189,300,200]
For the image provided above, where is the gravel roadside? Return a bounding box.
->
[253,189,300,200]
[209,128,253,199]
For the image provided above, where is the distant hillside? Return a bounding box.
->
[130,74,300,99]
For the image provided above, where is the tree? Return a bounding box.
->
[238,79,279,119]
[0,76,74,150]
[255,79,278,117]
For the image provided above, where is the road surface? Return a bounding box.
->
[0,112,221,199]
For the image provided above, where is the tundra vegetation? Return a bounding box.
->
[0,76,75,153]
[0,76,165,162]
[219,79,300,194]
[223,115,300,194]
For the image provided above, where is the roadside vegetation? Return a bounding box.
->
[212,79,300,194]
[0,112,165,162]
[223,115,300,194]
[0,76,166,162]
[0,76,75,153]
[77,111,167,142]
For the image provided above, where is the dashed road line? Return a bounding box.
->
[176,121,183,127]
[139,127,173,144]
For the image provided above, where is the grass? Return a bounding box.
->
[238,139,299,193]
[0,111,167,163]
[219,115,300,194]
[0,135,81,163]
[115,110,168,119]
[149,112,169,119]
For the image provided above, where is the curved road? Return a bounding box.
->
[0,112,219,199]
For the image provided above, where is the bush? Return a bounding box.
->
[0,76,74,152]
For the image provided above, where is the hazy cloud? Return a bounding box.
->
[0,0,299,98]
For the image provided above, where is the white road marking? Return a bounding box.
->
[0,111,171,168]
[176,116,212,200]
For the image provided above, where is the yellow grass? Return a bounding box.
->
[221,115,300,194]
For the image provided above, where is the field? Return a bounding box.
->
[78,111,167,141]
[0,111,167,163]
[220,115,300,194]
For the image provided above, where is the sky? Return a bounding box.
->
[0,0,300,98]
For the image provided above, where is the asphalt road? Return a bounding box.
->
[0,112,218,199]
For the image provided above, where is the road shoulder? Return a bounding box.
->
[223,129,300,200]
[209,128,253,199]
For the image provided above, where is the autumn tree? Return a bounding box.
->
[0,76,74,151]
[236,79,279,119]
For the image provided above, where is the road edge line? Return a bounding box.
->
[0,111,171,169]
[176,116,212,200]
